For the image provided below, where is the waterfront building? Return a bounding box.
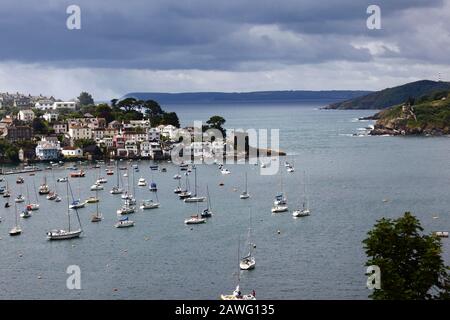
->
[35,140,61,160]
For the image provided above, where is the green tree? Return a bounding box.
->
[363,212,450,300]
[143,99,164,117]
[94,104,114,123]
[206,115,226,135]
[78,92,94,106]
[32,118,49,134]
[117,97,137,112]
[161,112,180,128]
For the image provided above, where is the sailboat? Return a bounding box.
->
[240,211,256,270]
[272,169,288,213]
[184,167,206,202]
[138,177,147,186]
[46,171,59,201]
[221,238,256,300]
[26,183,39,211]
[69,178,86,209]
[20,207,32,219]
[91,188,102,222]
[201,185,213,218]
[2,180,10,198]
[178,174,192,199]
[184,202,206,224]
[174,174,184,194]
[15,184,25,203]
[149,171,157,192]
[141,189,160,210]
[47,180,82,240]
[9,202,22,236]
[293,171,311,218]
[38,176,50,195]
[240,172,250,199]
[115,216,134,228]
[110,161,124,194]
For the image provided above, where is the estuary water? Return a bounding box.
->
[0,101,449,299]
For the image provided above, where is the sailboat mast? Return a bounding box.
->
[66,178,71,231]
[194,167,197,196]
[96,188,99,216]
[14,201,18,228]
[245,172,248,193]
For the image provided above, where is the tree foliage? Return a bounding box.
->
[78,92,94,106]
[363,212,450,300]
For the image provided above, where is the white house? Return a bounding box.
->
[34,100,55,110]
[147,127,161,142]
[35,100,76,110]
[62,147,83,158]
[43,112,59,122]
[18,109,35,122]
[35,140,61,160]
[161,125,177,139]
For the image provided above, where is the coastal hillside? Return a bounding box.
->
[324,80,450,110]
[370,92,450,135]
[122,90,371,104]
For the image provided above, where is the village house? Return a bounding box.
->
[62,146,83,158]
[68,125,92,141]
[147,127,161,142]
[17,109,35,122]
[34,99,55,110]
[35,138,61,160]
[52,122,67,134]
[43,112,59,122]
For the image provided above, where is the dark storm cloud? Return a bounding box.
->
[0,0,446,70]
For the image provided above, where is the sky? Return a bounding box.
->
[0,0,449,100]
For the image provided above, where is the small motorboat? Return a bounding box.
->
[271,205,288,213]
[90,183,104,191]
[173,174,181,180]
[114,217,134,228]
[3,191,11,198]
[38,184,50,195]
[110,186,124,194]
[117,204,136,215]
[20,210,32,219]
[47,192,57,200]
[220,285,256,300]
[150,165,159,171]
[55,196,62,202]
[96,177,107,184]
[70,170,85,178]
[435,231,449,238]
[57,177,68,183]
[4,202,10,208]
[9,226,22,236]
[138,178,147,186]
[221,168,231,175]
[149,182,157,192]
[16,177,24,184]
[201,208,212,218]
[178,191,192,199]
[240,256,256,270]
[86,196,99,204]
[140,199,160,210]
[160,168,167,172]
[26,203,40,211]
[15,195,25,203]
[240,191,250,199]
[184,215,206,225]
[69,199,86,209]
[293,208,310,217]
[174,187,184,194]
[106,169,114,176]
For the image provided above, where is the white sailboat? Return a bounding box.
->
[272,169,288,213]
[14,184,25,203]
[47,180,82,240]
[138,177,147,186]
[221,238,256,300]
[293,171,311,218]
[9,202,22,236]
[178,174,192,199]
[26,183,39,211]
[110,161,124,194]
[114,216,134,228]
[184,202,206,224]
[184,167,206,202]
[240,172,250,199]
[141,188,160,210]
[240,212,256,270]
[38,176,50,195]
[201,185,213,218]
[91,188,102,222]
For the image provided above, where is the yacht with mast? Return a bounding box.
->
[184,167,206,202]
[9,202,22,236]
[90,188,102,222]
[201,185,213,218]
[240,212,256,270]
[110,161,124,194]
[240,172,250,199]
[47,179,83,240]
[293,171,311,218]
